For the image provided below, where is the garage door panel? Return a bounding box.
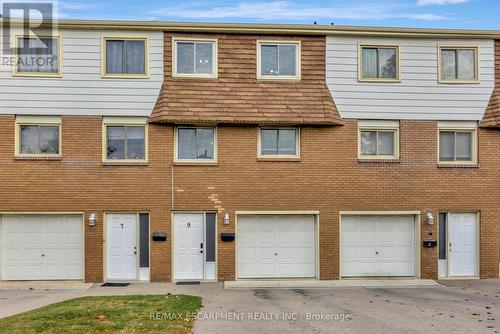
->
[341,215,416,277]
[1,215,83,280]
[237,215,316,279]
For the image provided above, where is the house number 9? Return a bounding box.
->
[187,222,191,228]
[120,223,124,229]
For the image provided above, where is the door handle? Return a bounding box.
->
[41,254,45,257]
[375,251,379,255]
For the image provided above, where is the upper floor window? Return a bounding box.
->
[257,41,300,80]
[15,36,60,76]
[103,117,148,163]
[15,116,61,157]
[176,127,216,161]
[439,46,478,83]
[359,45,399,81]
[437,121,477,164]
[173,38,217,78]
[358,120,399,160]
[259,128,299,157]
[103,37,148,77]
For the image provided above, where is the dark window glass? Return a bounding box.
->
[177,127,215,160]
[106,125,145,160]
[139,213,149,268]
[361,47,397,79]
[17,37,59,73]
[106,39,146,75]
[205,213,216,263]
[260,128,297,156]
[439,213,447,260]
[20,124,59,154]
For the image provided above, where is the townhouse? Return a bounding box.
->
[0,20,498,283]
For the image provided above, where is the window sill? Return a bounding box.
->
[437,163,479,168]
[102,161,148,166]
[358,158,400,163]
[173,161,219,166]
[257,157,301,162]
[14,156,61,161]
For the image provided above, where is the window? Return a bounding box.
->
[438,130,475,163]
[439,46,478,82]
[139,213,150,269]
[358,121,399,160]
[359,45,399,81]
[176,127,216,161]
[259,128,299,157]
[439,213,447,260]
[17,124,60,157]
[104,125,147,162]
[257,41,300,79]
[15,36,60,76]
[173,39,217,78]
[103,38,147,77]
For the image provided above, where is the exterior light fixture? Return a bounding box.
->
[223,213,230,225]
[426,212,434,225]
[88,212,97,226]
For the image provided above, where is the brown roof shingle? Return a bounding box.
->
[149,33,343,125]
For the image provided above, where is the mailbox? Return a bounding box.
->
[423,240,437,248]
[220,232,235,242]
[152,232,167,241]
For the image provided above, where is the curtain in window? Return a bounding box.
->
[277,129,296,155]
[177,42,195,74]
[457,49,475,80]
[360,131,377,155]
[196,128,214,159]
[20,125,39,154]
[377,131,394,156]
[261,45,278,76]
[455,132,472,161]
[126,41,145,74]
[178,128,197,159]
[362,48,378,79]
[106,40,124,74]
[278,45,296,76]
[441,49,457,80]
[126,126,145,159]
[107,126,126,159]
[18,38,58,73]
[439,132,455,161]
[195,42,213,74]
[40,126,59,153]
[261,129,278,155]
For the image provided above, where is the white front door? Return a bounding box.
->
[1,215,83,280]
[341,215,416,277]
[237,215,316,279]
[106,214,137,280]
[448,213,478,277]
[173,213,204,280]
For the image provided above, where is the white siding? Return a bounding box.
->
[326,37,495,120]
[0,29,163,116]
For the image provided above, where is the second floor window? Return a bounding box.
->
[259,128,299,157]
[258,42,300,79]
[18,123,60,156]
[174,39,217,77]
[16,36,60,75]
[360,45,399,81]
[176,127,216,161]
[439,47,478,82]
[104,38,147,76]
[105,125,146,161]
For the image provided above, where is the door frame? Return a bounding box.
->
[234,211,320,280]
[339,211,421,279]
[0,212,85,281]
[445,212,480,279]
[104,212,150,282]
[171,211,218,282]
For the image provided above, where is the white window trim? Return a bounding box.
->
[256,40,301,81]
[101,36,150,79]
[437,45,480,84]
[13,35,62,77]
[174,126,218,163]
[358,44,400,82]
[15,117,62,158]
[437,127,477,165]
[257,127,301,158]
[102,121,148,163]
[357,127,400,160]
[172,37,218,79]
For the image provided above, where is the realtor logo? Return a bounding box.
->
[2,1,56,55]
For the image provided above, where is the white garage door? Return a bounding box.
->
[1,215,84,280]
[237,215,316,279]
[341,215,416,277]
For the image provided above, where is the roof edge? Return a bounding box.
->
[2,18,500,38]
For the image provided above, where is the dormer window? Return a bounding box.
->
[257,41,300,80]
[173,38,217,78]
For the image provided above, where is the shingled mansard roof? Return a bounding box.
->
[149,34,343,126]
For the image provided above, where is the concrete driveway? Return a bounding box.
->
[0,280,499,333]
